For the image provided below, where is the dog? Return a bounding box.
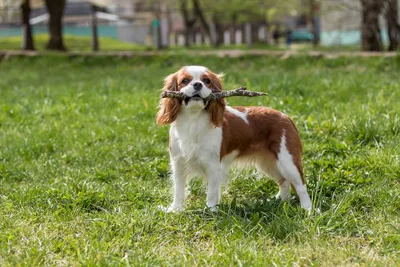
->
[157,66,312,212]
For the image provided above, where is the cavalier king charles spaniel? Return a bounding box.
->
[157,66,312,212]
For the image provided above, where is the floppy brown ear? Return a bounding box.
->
[207,98,226,127]
[156,98,181,125]
[206,70,225,127]
[162,73,178,91]
[156,73,181,125]
[208,71,224,93]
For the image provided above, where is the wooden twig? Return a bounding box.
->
[160,86,268,100]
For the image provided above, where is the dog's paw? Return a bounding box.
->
[275,191,291,201]
[158,205,183,213]
[301,203,313,215]
[309,207,321,215]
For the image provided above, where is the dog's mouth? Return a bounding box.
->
[184,94,207,106]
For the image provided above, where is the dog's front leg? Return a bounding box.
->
[206,163,222,212]
[166,159,187,212]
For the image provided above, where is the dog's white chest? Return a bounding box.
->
[170,110,222,175]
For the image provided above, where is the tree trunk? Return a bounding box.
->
[264,22,270,44]
[360,0,384,51]
[166,5,173,47]
[309,0,319,47]
[184,25,195,47]
[192,0,210,38]
[21,0,35,51]
[154,2,163,49]
[384,0,400,51]
[179,0,196,47]
[45,0,66,51]
[229,14,237,46]
[91,5,99,52]
[211,13,223,47]
[245,22,252,47]
[251,23,259,44]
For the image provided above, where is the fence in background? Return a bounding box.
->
[0,25,117,39]
[0,23,277,48]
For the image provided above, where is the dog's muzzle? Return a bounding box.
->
[184,94,208,106]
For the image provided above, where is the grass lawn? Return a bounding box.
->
[0,34,363,53]
[0,54,400,266]
[0,34,147,52]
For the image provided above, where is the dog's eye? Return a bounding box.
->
[202,78,211,84]
[181,78,190,85]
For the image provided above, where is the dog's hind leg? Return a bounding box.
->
[256,159,291,200]
[275,178,292,200]
[276,133,312,211]
[277,164,311,211]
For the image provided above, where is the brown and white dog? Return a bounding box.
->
[157,66,312,212]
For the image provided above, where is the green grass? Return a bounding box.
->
[0,34,147,51]
[1,54,400,266]
[0,34,363,53]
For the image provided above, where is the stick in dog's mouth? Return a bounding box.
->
[161,87,268,101]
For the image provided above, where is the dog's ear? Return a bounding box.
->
[156,98,181,125]
[162,73,178,91]
[207,98,226,127]
[206,70,225,127]
[208,71,224,93]
[156,72,181,125]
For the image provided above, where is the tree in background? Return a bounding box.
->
[192,0,210,38]
[309,0,320,47]
[383,0,400,51]
[45,0,66,51]
[91,4,99,51]
[360,0,384,51]
[21,0,35,50]
[175,0,301,47]
[202,0,269,47]
[176,0,210,47]
[179,0,197,47]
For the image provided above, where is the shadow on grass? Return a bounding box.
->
[180,196,310,240]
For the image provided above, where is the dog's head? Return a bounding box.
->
[156,66,226,127]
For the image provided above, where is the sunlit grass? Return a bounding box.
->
[0,34,147,51]
[0,34,365,52]
[0,55,399,265]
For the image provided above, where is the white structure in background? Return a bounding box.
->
[96,11,118,22]
[320,0,399,45]
[107,0,150,45]
[0,0,150,45]
[100,0,151,45]
[320,0,363,45]
[0,0,43,23]
[108,0,134,17]
[0,0,21,22]
[29,13,49,25]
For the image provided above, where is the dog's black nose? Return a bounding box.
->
[193,82,203,91]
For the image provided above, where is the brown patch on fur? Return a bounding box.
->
[220,107,304,184]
